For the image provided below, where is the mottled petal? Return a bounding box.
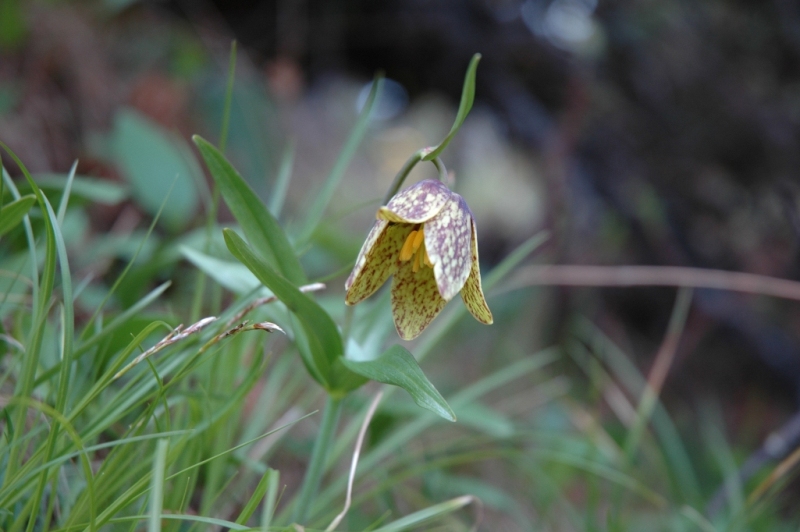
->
[346,221,413,305]
[377,179,451,224]
[424,194,472,301]
[391,261,447,340]
[461,220,493,324]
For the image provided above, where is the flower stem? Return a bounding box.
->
[292,395,344,524]
[431,156,448,183]
[382,149,423,204]
[382,150,449,204]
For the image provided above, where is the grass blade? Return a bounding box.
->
[268,140,294,219]
[296,73,383,245]
[148,440,169,532]
[0,194,35,237]
[260,469,280,530]
[56,159,78,224]
[0,142,58,486]
[371,495,477,532]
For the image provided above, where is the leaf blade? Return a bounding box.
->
[342,344,456,421]
[0,194,35,237]
[111,108,200,230]
[194,135,306,285]
[421,54,480,161]
[223,228,340,389]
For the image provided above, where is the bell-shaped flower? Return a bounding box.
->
[345,179,493,340]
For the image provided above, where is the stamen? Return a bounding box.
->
[399,230,418,262]
[412,227,424,252]
[400,225,432,272]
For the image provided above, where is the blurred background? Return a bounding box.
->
[3,0,800,525]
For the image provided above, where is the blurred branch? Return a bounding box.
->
[506,265,800,301]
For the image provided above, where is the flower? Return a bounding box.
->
[345,179,493,340]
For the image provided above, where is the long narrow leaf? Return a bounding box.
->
[0,194,35,237]
[268,140,294,218]
[421,54,480,161]
[372,495,476,532]
[148,440,169,532]
[194,135,306,285]
[56,160,79,224]
[28,195,77,531]
[0,142,58,486]
[224,228,344,390]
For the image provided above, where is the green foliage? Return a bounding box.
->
[1,48,798,532]
[0,194,35,236]
[224,227,363,394]
[194,135,307,285]
[421,53,480,162]
[342,345,456,422]
[111,108,201,231]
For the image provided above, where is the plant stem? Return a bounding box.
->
[292,395,344,524]
[431,156,448,183]
[382,149,423,204]
[382,151,448,204]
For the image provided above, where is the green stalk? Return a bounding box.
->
[382,150,422,204]
[291,396,343,524]
[431,157,448,183]
[381,150,457,204]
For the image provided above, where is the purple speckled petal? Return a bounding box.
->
[461,219,492,324]
[390,260,448,340]
[345,220,413,305]
[377,179,451,224]
[424,193,473,301]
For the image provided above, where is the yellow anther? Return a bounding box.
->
[399,229,418,262]
[412,227,424,251]
[400,225,432,273]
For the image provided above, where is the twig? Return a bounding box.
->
[506,265,800,300]
[326,391,384,532]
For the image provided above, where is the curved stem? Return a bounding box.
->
[292,395,344,524]
[382,150,449,204]
[431,157,448,184]
[382,149,424,204]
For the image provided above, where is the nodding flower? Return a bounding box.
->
[345,179,492,340]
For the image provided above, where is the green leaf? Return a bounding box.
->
[179,245,265,295]
[111,108,200,230]
[31,174,129,205]
[268,140,294,219]
[421,53,480,161]
[194,135,307,286]
[341,344,456,421]
[235,467,274,525]
[0,194,35,237]
[0,142,58,487]
[371,495,476,532]
[224,228,352,392]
